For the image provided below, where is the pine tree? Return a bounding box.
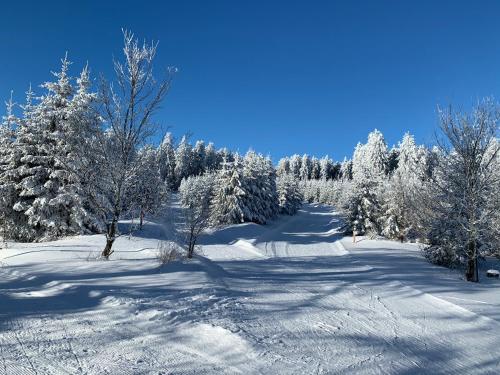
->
[212,156,246,224]
[158,132,176,189]
[6,57,97,240]
[277,173,303,215]
[174,135,193,189]
[340,158,353,180]
[299,154,311,180]
[54,64,104,235]
[348,130,388,235]
[192,140,206,176]
[277,157,290,177]
[0,93,17,240]
[380,133,427,240]
[240,151,279,224]
[310,156,321,180]
[319,156,332,180]
[289,154,302,179]
[204,142,218,171]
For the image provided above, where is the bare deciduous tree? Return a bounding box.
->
[81,30,175,259]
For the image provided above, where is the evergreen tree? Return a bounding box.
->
[204,142,218,171]
[319,156,332,180]
[0,93,17,240]
[277,157,290,177]
[158,132,177,189]
[380,133,427,240]
[289,154,302,179]
[192,140,206,176]
[340,158,353,180]
[241,151,279,224]
[310,156,321,180]
[277,173,303,215]
[5,57,96,240]
[348,130,388,235]
[211,156,246,224]
[174,135,193,189]
[299,154,312,180]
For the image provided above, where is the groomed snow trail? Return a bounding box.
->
[202,204,500,374]
[0,204,499,374]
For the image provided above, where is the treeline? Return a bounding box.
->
[277,154,349,181]
[0,31,302,259]
[278,108,499,282]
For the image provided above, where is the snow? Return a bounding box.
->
[486,270,500,277]
[1,204,500,374]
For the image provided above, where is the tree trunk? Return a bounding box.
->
[187,227,196,258]
[140,209,144,230]
[102,220,117,259]
[465,240,479,282]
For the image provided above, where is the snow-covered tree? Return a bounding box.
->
[3,57,99,241]
[174,135,193,188]
[128,146,168,229]
[191,140,206,176]
[422,101,500,281]
[299,154,312,180]
[84,30,175,259]
[348,130,389,235]
[211,156,246,224]
[319,156,332,180]
[158,132,177,189]
[204,142,218,171]
[179,173,215,258]
[352,130,388,182]
[380,133,427,240]
[277,174,303,215]
[241,151,279,224]
[216,147,234,166]
[0,93,17,240]
[310,156,321,180]
[277,157,290,177]
[289,154,302,180]
[386,146,399,175]
[340,158,352,180]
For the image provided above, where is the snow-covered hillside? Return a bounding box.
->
[1,204,499,374]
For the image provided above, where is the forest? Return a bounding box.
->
[0,31,498,284]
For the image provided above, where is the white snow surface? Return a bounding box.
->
[1,204,499,374]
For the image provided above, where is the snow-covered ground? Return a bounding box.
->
[1,204,499,374]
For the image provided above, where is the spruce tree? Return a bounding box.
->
[212,156,246,224]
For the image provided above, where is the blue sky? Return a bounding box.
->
[1,0,500,160]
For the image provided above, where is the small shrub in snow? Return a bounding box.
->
[157,241,182,266]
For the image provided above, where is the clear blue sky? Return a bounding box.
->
[1,0,500,160]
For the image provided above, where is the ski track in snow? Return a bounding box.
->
[0,204,499,374]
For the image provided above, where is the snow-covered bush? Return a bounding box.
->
[157,240,182,266]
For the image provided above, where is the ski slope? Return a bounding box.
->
[1,204,499,374]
